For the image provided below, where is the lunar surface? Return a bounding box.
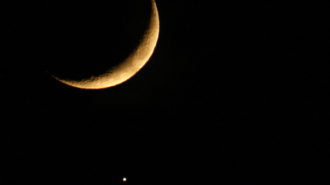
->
[51,0,160,89]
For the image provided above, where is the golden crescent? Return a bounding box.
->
[52,0,160,89]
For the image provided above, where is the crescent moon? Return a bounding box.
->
[52,0,160,89]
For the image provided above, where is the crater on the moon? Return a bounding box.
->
[39,0,152,81]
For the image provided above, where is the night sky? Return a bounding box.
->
[1,1,330,184]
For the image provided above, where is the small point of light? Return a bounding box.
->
[122,177,127,182]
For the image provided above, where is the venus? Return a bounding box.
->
[52,0,160,89]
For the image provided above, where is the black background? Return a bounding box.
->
[1,0,330,184]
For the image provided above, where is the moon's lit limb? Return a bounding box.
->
[54,0,160,89]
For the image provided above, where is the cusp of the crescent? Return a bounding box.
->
[54,0,160,89]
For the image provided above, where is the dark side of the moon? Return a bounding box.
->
[9,0,153,81]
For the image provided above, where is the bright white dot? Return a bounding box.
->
[122,177,127,182]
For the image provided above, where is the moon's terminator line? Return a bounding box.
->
[52,0,160,89]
